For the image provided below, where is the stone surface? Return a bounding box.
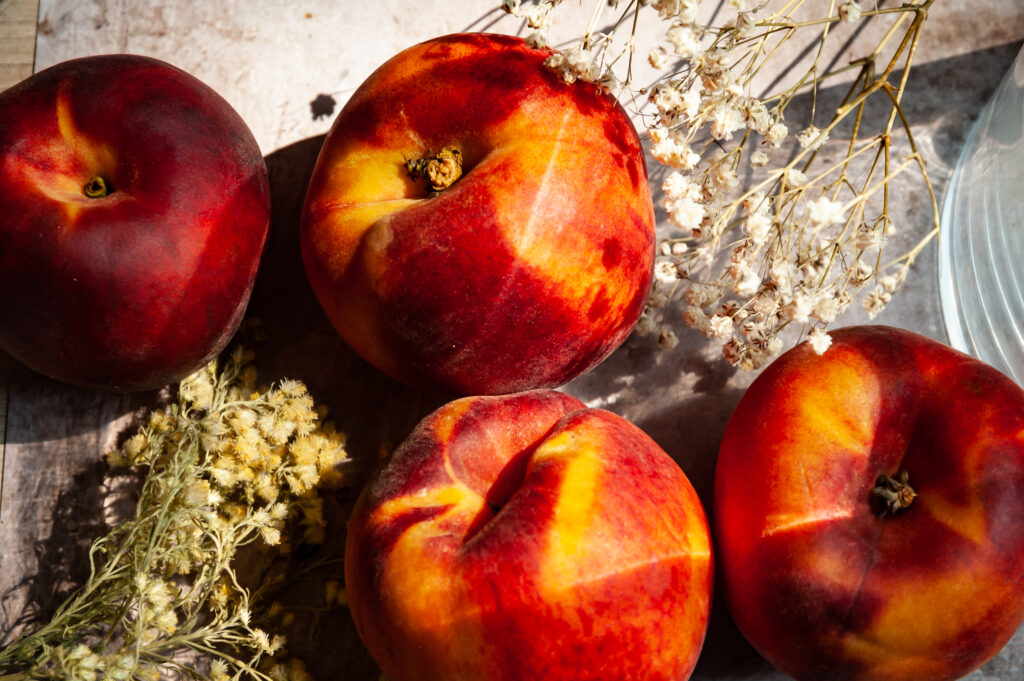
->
[2,1,1023,679]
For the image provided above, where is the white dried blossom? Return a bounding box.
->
[740,318,765,341]
[855,224,887,250]
[851,259,874,284]
[666,195,706,232]
[565,46,596,79]
[769,261,794,289]
[683,305,710,332]
[765,121,788,147]
[879,273,900,293]
[797,125,829,150]
[743,98,771,134]
[734,11,757,37]
[698,50,738,92]
[663,171,700,200]
[742,191,768,215]
[783,292,814,323]
[708,314,734,340]
[750,149,771,167]
[667,23,703,59]
[839,1,862,23]
[671,240,689,255]
[864,289,888,318]
[651,134,701,171]
[807,327,833,354]
[709,100,745,140]
[735,266,762,297]
[730,242,752,271]
[807,196,846,228]
[681,81,703,119]
[650,82,687,124]
[655,259,680,284]
[652,0,700,23]
[800,260,820,284]
[501,0,521,13]
[812,293,842,323]
[595,67,620,94]
[788,168,809,186]
[726,0,746,9]
[718,300,744,319]
[525,31,548,49]
[684,283,719,307]
[748,294,778,321]
[745,212,773,243]
[544,52,568,77]
[711,162,739,190]
[692,242,716,266]
[545,45,599,84]
[649,45,668,69]
[765,336,784,356]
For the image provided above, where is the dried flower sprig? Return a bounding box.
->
[507,0,940,368]
[0,347,348,681]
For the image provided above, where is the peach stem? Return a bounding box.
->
[83,176,111,198]
[406,146,463,193]
[872,469,917,516]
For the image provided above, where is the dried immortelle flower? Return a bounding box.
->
[534,0,939,367]
[0,347,348,680]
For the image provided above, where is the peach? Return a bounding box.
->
[714,325,1024,681]
[0,54,269,390]
[301,33,655,395]
[345,390,712,681]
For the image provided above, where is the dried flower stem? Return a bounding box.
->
[516,0,939,367]
[0,348,348,681]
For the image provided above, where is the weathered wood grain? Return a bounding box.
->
[0,366,145,642]
[1,1,1023,679]
[0,0,38,91]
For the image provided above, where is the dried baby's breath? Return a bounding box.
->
[0,348,349,680]
[511,0,939,367]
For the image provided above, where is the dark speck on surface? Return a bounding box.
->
[310,93,337,121]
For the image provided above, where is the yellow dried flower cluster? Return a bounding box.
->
[0,347,348,681]
[522,0,939,367]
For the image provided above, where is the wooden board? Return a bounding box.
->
[0,0,38,90]
[2,1,1024,678]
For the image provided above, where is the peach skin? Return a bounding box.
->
[714,325,1024,681]
[345,390,713,681]
[0,54,269,390]
[301,33,655,395]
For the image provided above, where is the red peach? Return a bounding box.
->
[346,390,713,681]
[0,54,269,391]
[301,33,655,395]
[714,325,1024,681]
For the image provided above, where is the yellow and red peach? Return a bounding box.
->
[345,390,713,681]
[0,55,269,391]
[714,325,1024,681]
[301,33,655,395]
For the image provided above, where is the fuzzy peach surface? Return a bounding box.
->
[301,33,654,395]
[345,390,713,681]
[0,54,269,390]
[714,325,1024,681]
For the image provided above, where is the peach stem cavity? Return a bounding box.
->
[406,146,463,193]
[872,469,917,516]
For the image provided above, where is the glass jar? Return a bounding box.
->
[938,45,1024,384]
